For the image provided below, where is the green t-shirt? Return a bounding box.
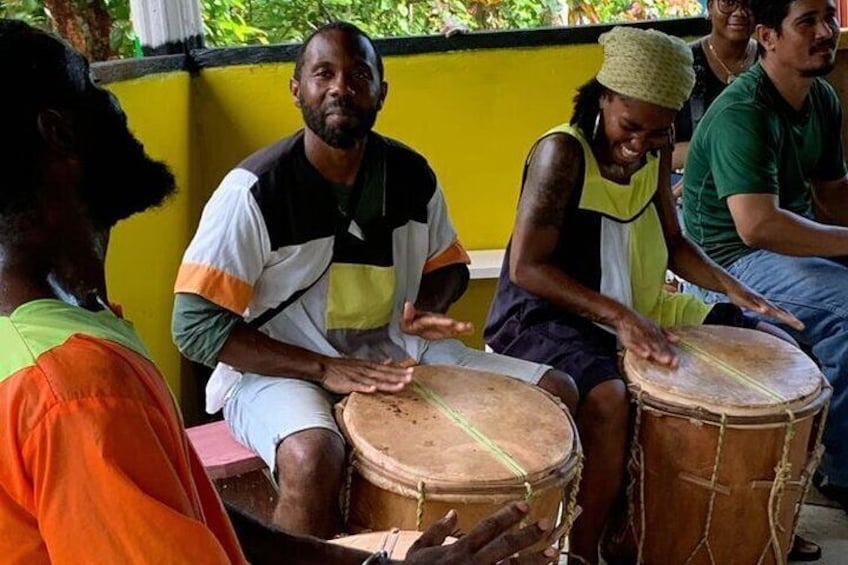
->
[682,62,847,267]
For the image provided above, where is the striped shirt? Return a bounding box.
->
[175,130,469,412]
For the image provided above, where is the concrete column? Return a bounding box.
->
[129,0,204,56]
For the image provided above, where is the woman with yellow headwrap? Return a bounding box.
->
[484,26,801,563]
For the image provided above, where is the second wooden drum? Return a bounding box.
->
[622,326,830,565]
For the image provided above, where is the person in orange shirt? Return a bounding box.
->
[0,19,558,565]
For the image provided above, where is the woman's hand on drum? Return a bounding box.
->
[401,301,474,340]
[615,311,679,368]
[319,357,414,394]
[403,502,558,565]
[722,279,805,331]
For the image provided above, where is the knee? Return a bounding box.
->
[538,369,579,413]
[276,429,345,483]
[581,380,629,429]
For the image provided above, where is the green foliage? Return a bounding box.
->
[3,0,704,55]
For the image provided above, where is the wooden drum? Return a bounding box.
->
[336,365,582,542]
[622,326,830,565]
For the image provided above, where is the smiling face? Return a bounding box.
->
[710,0,756,43]
[599,93,676,167]
[290,29,387,149]
[758,0,840,78]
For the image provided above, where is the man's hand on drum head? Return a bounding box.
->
[319,357,414,394]
[402,502,558,565]
[400,301,474,340]
[615,310,679,368]
[723,279,805,332]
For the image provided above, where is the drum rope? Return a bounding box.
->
[416,480,426,531]
[560,453,584,553]
[683,412,728,565]
[411,380,530,480]
[342,448,358,527]
[677,339,787,402]
[791,398,829,545]
[759,410,796,565]
[626,389,647,565]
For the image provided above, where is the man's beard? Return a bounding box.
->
[300,96,378,149]
[80,116,176,229]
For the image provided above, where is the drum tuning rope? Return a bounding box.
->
[561,454,584,551]
[757,410,796,565]
[416,480,426,531]
[682,412,728,565]
[342,448,359,527]
[625,389,648,564]
[792,396,830,548]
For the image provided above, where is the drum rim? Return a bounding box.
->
[628,381,832,425]
[623,326,825,419]
[349,451,581,502]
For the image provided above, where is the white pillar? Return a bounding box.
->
[130,0,204,55]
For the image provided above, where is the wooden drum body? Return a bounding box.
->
[622,326,830,565]
[336,365,582,539]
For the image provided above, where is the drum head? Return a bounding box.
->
[341,365,575,489]
[624,326,823,418]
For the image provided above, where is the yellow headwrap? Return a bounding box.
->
[596,26,695,111]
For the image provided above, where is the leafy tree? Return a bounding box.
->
[2,0,703,60]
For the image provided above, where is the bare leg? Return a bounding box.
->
[537,368,579,414]
[569,379,629,564]
[273,428,345,538]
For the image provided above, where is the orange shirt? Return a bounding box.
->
[0,300,246,564]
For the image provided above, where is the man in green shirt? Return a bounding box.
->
[683,0,848,509]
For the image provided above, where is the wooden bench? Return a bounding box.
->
[187,421,278,522]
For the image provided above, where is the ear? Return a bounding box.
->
[755,24,777,55]
[290,78,301,108]
[377,81,388,110]
[36,109,77,157]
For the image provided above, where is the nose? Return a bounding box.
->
[816,17,835,40]
[329,73,355,97]
[629,133,649,154]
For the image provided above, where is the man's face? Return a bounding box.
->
[291,30,387,149]
[764,0,840,78]
[71,51,175,228]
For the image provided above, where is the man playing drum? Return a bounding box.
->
[683,0,848,512]
[172,21,576,539]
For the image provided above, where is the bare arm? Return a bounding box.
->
[813,175,848,227]
[218,323,412,394]
[657,149,802,330]
[416,263,469,314]
[510,134,676,366]
[659,147,733,293]
[726,193,848,257]
[510,134,624,325]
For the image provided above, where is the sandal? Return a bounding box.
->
[788,534,822,562]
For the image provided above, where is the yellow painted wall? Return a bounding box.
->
[104,72,192,396]
[101,40,690,410]
[189,46,604,351]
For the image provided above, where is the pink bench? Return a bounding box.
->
[186,421,265,480]
[187,421,278,522]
